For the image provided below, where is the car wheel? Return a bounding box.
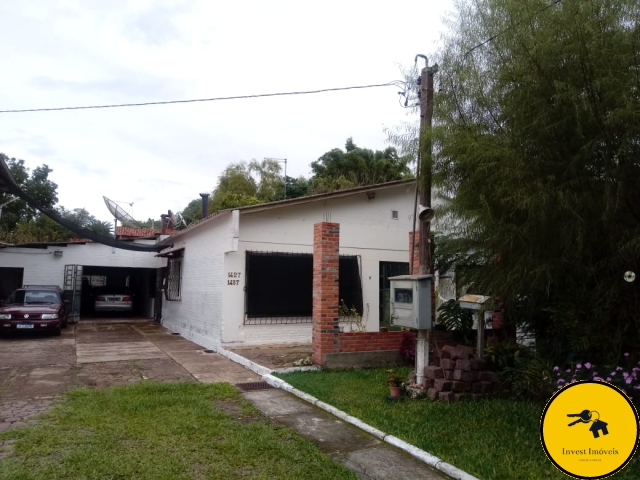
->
[52,325,62,336]
[62,316,68,328]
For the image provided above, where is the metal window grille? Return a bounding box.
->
[244,251,362,325]
[165,255,182,301]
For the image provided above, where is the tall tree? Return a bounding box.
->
[179,160,310,221]
[431,0,640,362]
[309,138,412,194]
[0,154,58,232]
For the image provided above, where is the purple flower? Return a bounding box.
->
[626,377,633,385]
[635,385,640,390]
[553,366,559,371]
[576,363,582,369]
[585,362,592,369]
[558,379,566,384]
[623,372,629,379]
[594,377,604,381]
[611,372,617,376]
[616,367,623,371]
[624,352,630,357]
[543,377,548,381]
[607,377,612,381]
[566,369,572,373]
[592,372,599,377]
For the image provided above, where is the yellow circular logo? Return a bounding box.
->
[541,380,639,478]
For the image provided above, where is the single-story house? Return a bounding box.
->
[156,179,422,349]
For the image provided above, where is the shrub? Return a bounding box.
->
[546,354,640,401]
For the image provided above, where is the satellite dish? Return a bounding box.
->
[174,212,188,228]
[103,196,140,228]
[167,210,187,229]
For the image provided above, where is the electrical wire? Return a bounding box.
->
[0,82,401,114]
[463,0,563,57]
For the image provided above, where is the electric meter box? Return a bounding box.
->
[388,274,432,330]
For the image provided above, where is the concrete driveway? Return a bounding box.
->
[0,319,259,431]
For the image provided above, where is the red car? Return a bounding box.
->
[0,285,69,336]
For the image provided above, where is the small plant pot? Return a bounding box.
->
[389,386,401,398]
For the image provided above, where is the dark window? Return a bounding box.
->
[394,288,413,304]
[244,251,362,323]
[165,254,183,301]
[379,261,410,327]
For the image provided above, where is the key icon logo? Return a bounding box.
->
[566,409,609,438]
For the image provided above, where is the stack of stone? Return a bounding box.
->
[424,345,502,402]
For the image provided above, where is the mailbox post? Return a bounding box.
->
[458,294,491,360]
[389,274,433,385]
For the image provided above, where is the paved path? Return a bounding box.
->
[0,319,448,479]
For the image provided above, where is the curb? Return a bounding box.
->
[262,373,480,480]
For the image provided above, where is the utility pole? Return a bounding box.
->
[415,55,438,385]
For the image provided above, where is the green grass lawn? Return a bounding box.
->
[0,382,356,480]
[276,367,640,480]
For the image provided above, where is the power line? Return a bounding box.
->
[0,82,403,114]
[464,0,563,57]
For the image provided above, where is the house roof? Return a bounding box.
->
[160,179,415,245]
[116,227,176,238]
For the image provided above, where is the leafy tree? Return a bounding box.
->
[180,198,203,225]
[2,207,112,244]
[429,0,640,363]
[0,154,58,232]
[309,138,412,194]
[210,162,259,211]
[179,160,311,220]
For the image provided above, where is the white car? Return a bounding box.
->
[94,293,133,313]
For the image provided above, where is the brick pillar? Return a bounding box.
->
[409,231,420,275]
[312,222,340,365]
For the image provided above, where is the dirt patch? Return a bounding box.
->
[0,439,15,459]
[227,343,312,370]
[212,399,264,424]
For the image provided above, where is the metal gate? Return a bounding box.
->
[379,261,409,327]
[63,264,83,324]
[153,267,165,323]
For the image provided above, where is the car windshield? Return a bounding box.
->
[10,290,60,305]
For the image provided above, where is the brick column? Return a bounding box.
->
[312,222,340,365]
[409,231,420,275]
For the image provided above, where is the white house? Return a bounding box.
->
[157,180,420,349]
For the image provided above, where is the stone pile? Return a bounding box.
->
[424,345,502,402]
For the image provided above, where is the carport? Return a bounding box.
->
[79,266,158,319]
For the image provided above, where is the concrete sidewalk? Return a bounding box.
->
[242,388,447,479]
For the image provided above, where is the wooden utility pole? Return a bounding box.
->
[415,56,438,385]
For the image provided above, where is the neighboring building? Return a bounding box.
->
[156,180,418,349]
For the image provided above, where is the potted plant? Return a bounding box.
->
[387,373,404,399]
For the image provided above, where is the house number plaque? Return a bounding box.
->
[227,272,241,285]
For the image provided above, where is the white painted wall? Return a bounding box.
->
[0,242,164,287]
[0,241,165,317]
[221,183,418,346]
[160,211,239,349]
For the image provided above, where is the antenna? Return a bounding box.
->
[103,196,140,228]
[264,157,288,199]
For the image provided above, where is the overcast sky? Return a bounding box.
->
[0,0,454,224]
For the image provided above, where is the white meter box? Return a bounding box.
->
[388,274,432,330]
